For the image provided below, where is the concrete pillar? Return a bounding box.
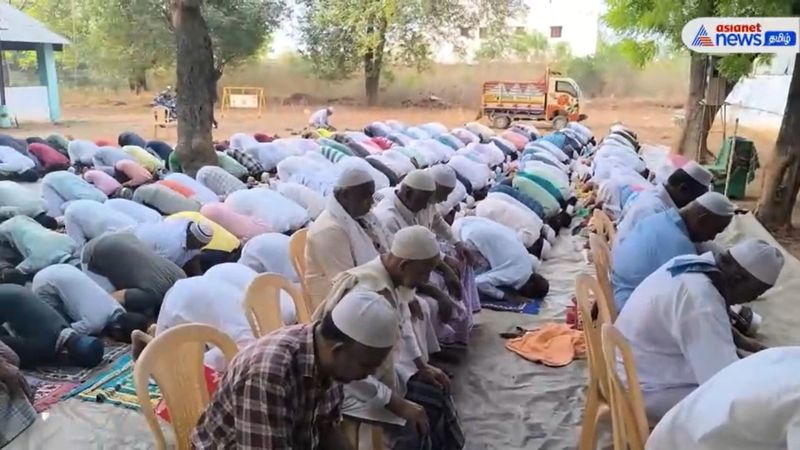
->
[36,43,60,122]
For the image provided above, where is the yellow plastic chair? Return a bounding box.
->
[601,324,649,450]
[592,209,617,244]
[243,273,311,337]
[289,228,312,312]
[589,234,617,322]
[133,323,239,450]
[575,274,615,450]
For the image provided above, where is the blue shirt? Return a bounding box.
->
[611,208,696,311]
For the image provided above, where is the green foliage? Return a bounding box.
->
[15,0,284,87]
[604,0,796,82]
[298,0,522,96]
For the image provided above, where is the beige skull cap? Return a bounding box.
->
[336,166,374,188]
[331,289,398,348]
[683,160,713,186]
[695,191,735,217]
[402,169,436,192]
[729,239,784,286]
[390,225,440,260]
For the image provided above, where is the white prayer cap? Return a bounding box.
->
[682,160,713,186]
[401,169,436,192]
[390,225,440,260]
[189,220,214,244]
[428,165,457,188]
[729,239,784,286]
[695,191,735,217]
[332,290,398,348]
[336,165,374,188]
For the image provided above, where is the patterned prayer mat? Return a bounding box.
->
[22,341,130,383]
[26,377,79,412]
[69,354,161,412]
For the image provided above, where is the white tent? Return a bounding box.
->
[718,54,794,130]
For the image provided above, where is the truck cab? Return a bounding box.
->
[480,71,585,130]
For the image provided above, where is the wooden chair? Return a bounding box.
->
[589,234,617,321]
[575,274,614,450]
[288,228,312,312]
[243,273,311,337]
[592,209,617,244]
[601,324,649,450]
[152,105,176,139]
[133,323,239,450]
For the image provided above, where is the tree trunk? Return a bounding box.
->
[171,0,217,177]
[676,53,708,158]
[755,56,800,229]
[363,16,388,107]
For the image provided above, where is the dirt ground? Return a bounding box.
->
[9,94,800,255]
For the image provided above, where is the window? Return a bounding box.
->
[460,27,471,38]
[479,27,488,39]
[550,26,563,38]
[555,80,578,97]
[515,26,526,34]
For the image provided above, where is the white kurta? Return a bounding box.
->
[225,187,310,233]
[204,262,297,325]
[63,200,136,248]
[647,347,800,450]
[237,233,297,282]
[157,276,254,371]
[615,253,739,421]
[475,196,543,247]
[104,198,163,225]
[453,216,533,300]
[134,219,200,267]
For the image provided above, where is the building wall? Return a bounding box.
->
[6,86,51,122]
[433,0,602,63]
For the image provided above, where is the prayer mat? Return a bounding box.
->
[480,297,542,315]
[23,341,130,383]
[26,377,79,412]
[69,355,161,412]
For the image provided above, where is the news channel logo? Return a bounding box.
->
[682,17,800,53]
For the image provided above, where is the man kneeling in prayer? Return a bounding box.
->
[192,290,398,449]
[615,239,784,423]
[314,226,464,450]
[453,216,549,304]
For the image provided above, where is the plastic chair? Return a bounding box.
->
[133,323,239,450]
[342,417,385,450]
[589,234,617,322]
[592,209,616,244]
[601,324,649,450]
[289,228,312,312]
[244,273,311,337]
[575,274,614,450]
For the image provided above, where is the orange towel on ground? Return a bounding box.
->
[505,323,586,367]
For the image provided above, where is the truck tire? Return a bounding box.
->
[492,114,512,130]
[551,115,568,130]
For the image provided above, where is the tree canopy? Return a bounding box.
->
[297,0,522,105]
[13,0,283,89]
